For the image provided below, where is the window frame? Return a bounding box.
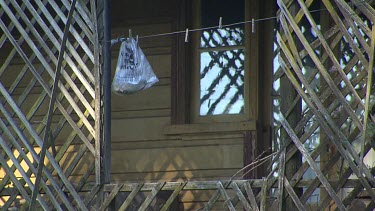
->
[190,0,258,123]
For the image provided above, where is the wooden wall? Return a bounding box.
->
[0,0,262,209]
[109,0,245,183]
[108,1,249,208]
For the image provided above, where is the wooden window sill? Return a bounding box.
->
[163,121,257,135]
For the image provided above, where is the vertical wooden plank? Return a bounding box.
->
[102,0,112,186]
[91,0,102,186]
[260,178,268,211]
[247,0,259,119]
[279,1,302,208]
[278,148,286,211]
[244,131,257,179]
[256,0,275,179]
[171,0,191,124]
[360,24,375,174]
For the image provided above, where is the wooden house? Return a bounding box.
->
[0,0,374,210]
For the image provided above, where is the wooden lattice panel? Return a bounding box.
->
[273,0,375,210]
[84,180,270,211]
[0,0,101,209]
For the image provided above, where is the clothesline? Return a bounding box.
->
[111,7,330,45]
[1,2,366,44]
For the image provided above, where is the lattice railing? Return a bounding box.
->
[0,0,101,209]
[273,0,375,210]
[82,180,271,211]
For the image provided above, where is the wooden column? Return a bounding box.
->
[171,0,191,124]
[280,1,302,210]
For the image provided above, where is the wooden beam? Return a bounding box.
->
[1,179,374,197]
[164,121,257,135]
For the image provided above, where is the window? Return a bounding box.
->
[191,0,254,123]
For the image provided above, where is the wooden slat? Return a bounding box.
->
[283,177,306,211]
[47,63,96,188]
[30,0,78,208]
[341,167,375,207]
[160,182,186,211]
[84,185,101,207]
[352,0,375,23]
[338,0,372,36]
[278,148,286,211]
[91,0,102,186]
[359,24,375,174]
[66,0,95,33]
[0,17,95,155]
[98,184,123,211]
[76,160,96,191]
[203,181,229,211]
[57,0,96,47]
[260,178,268,211]
[318,166,357,210]
[118,183,144,211]
[364,201,375,211]
[20,76,95,197]
[33,0,96,97]
[0,136,49,210]
[0,119,67,211]
[105,180,271,192]
[39,0,95,64]
[298,137,357,204]
[164,121,257,135]
[280,0,364,131]
[282,68,366,175]
[325,0,371,65]
[0,153,31,205]
[0,89,47,193]
[277,22,375,196]
[244,182,259,211]
[335,1,371,54]
[292,94,364,203]
[138,182,165,211]
[5,0,96,130]
[279,114,346,210]
[217,181,235,211]
[232,182,252,211]
[11,0,96,107]
[0,1,99,209]
[0,106,79,210]
[0,78,88,210]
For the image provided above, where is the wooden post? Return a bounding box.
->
[279,1,302,209]
[171,0,191,124]
[103,0,112,187]
[319,4,340,206]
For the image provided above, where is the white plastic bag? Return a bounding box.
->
[112,38,158,94]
